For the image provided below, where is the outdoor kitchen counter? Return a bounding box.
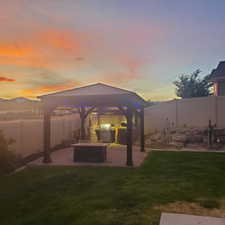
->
[71,143,108,163]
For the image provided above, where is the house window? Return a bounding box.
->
[218,81,225,96]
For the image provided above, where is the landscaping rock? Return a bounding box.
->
[186,135,203,143]
[145,138,151,146]
[150,133,161,142]
[170,141,184,149]
[172,134,187,143]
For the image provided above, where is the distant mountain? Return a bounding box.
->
[0,98,8,102]
[0,97,39,103]
[10,97,33,103]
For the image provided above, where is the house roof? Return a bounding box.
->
[39,83,147,108]
[210,61,225,81]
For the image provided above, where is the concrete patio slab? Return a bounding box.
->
[160,213,225,225]
[29,144,148,167]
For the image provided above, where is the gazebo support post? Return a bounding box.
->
[126,106,133,166]
[134,110,139,128]
[43,109,52,163]
[80,106,86,140]
[140,107,145,152]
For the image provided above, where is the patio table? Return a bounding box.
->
[71,143,108,163]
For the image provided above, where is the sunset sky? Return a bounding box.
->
[1,0,225,100]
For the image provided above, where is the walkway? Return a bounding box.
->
[29,144,148,167]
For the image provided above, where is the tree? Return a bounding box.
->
[0,130,19,174]
[173,69,213,98]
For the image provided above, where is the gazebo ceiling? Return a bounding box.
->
[39,83,147,108]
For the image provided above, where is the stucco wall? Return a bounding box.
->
[144,96,225,133]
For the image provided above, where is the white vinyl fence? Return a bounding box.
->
[145,96,225,133]
[0,114,80,157]
[2,95,225,156]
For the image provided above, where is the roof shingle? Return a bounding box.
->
[210,61,225,80]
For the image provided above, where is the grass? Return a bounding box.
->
[0,151,225,225]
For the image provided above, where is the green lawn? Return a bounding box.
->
[0,151,225,225]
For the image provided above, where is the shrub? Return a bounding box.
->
[199,199,220,209]
[0,130,21,175]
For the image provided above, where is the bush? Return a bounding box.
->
[199,199,220,209]
[0,130,21,175]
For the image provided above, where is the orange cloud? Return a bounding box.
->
[21,81,81,97]
[0,29,86,70]
[0,76,15,82]
[0,42,34,57]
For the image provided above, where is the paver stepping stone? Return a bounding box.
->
[160,213,225,225]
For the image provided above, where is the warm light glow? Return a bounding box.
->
[100,124,111,129]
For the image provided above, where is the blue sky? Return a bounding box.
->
[0,0,225,100]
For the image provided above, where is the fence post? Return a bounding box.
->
[19,120,23,154]
[175,99,178,127]
[208,120,213,149]
[215,96,218,127]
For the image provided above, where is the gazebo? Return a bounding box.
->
[39,83,148,166]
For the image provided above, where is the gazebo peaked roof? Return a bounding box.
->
[39,83,148,108]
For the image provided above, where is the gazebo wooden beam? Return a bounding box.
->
[140,107,145,152]
[134,110,139,128]
[117,106,128,117]
[126,106,133,166]
[84,106,96,118]
[79,106,86,140]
